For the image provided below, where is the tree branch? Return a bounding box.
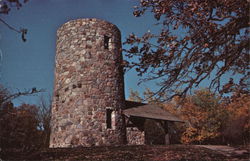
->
[1,88,45,106]
[0,18,21,33]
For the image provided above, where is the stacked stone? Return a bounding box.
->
[126,127,145,145]
[50,18,125,147]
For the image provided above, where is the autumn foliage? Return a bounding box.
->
[222,93,250,145]
[0,85,51,151]
[0,103,41,150]
[163,89,250,145]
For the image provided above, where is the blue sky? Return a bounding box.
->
[0,0,161,106]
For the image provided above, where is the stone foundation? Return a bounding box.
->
[126,127,145,145]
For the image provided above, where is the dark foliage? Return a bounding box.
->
[0,85,50,151]
[0,103,41,150]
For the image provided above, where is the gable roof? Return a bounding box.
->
[123,103,184,122]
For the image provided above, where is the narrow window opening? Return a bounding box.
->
[72,84,77,89]
[106,109,112,129]
[104,35,110,49]
[65,87,69,92]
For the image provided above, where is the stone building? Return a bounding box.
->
[50,18,183,148]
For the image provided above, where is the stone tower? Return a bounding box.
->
[50,18,125,147]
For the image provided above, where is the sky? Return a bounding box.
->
[0,0,161,106]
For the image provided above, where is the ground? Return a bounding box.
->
[0,145,249,161]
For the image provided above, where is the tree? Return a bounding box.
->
[0,85,50,151]
[163,89,228,144]
[128,88,143,102]
[181,90,227,144]
[128,88,164,103]
[143,87,162,103]
[0,0,28,41]
[125,0,249,100]
[222,92,250,145]
[37,95,51,148]
[0,103,42,150]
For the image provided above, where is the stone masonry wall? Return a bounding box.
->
[50,18,125,148]
[126,127,145,145]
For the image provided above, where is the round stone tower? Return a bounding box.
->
[50,18,125,147]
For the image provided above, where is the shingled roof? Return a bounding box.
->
[123,103,184,122]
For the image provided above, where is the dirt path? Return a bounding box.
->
[197,145,249,159]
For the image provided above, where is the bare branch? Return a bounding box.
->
[1,88,45,106]
[0,18,21,33]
